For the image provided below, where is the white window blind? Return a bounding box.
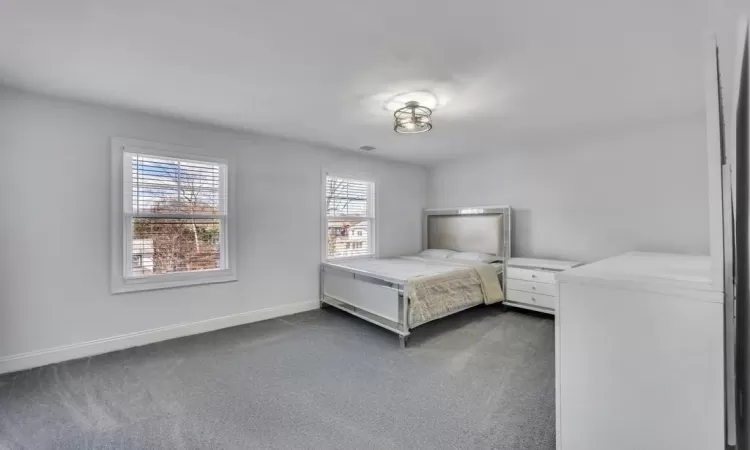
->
[123,151,228,277]
[325,175,374,259]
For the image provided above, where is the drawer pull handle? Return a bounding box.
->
[531,297,537,302]
[531,274,537,278]
[532,286,536,290]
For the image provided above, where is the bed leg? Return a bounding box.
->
[399,335,409,348]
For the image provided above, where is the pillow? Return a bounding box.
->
[449,251,502,264]
[417,249,457,259]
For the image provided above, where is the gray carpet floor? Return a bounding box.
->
[0,306,555,450]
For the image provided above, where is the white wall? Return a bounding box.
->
[0,86,427,369]
[428,117,710,262]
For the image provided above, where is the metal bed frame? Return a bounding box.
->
[320,206,512,347]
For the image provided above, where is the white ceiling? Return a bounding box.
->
[0,0,746,164]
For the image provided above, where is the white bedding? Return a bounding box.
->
[325,256,503,284]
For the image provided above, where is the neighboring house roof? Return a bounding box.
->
[329,221,368,229]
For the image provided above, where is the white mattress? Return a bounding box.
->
[324,256,503,284]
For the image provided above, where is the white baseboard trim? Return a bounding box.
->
[0,300,320,375]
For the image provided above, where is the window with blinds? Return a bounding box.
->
[123,151,228,277]
[325,175,375,259]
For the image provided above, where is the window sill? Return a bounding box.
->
[112,269,237,294]
[325,254,375,262]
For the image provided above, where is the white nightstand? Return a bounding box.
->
[505,257,583,314]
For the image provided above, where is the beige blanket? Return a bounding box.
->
[405,259,504,328]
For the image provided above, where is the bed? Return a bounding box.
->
[320,206,511,347]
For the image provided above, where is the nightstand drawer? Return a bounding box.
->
[506,290,556,310]
[507,279,558,297]
[507,267,556,284]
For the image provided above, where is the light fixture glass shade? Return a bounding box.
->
[394,101,432,134]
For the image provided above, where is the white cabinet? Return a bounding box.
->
[555,252,724,450]
[505,258,582,314]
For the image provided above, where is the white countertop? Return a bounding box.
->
[555,252,723,299]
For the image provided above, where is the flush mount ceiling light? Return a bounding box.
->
[394,101,432,134]
[383,91,439,111]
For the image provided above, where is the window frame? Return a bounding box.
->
[322,171,377,262]
[111,138,237,294]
